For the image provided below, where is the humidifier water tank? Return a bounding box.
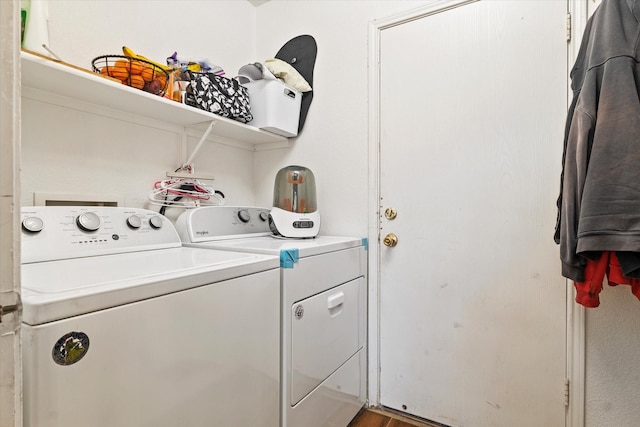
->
[269,165,320,238]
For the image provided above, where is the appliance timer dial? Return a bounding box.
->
[237,209,251,223]
[127,215,142,229]
[149,216,163,229]
[76,212,101,232]
[22,216,44,233]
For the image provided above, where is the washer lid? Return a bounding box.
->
[21,247,279,325]
[186,235,362,258]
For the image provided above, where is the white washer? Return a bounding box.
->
[20,206,281,427]
[175,206,367,427]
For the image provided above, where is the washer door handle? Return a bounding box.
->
[327,292,345,309]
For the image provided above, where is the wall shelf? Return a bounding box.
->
[20,51,289,149]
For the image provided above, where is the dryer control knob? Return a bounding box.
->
[149,215,163,229]
[126,215,142,229]
[22,216,44,233]
[259,211,269,222]
[237,209,251,223]
[76,212,101,232]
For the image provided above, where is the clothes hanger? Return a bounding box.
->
[148,164,225,213]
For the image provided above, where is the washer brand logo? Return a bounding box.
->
[294,305,304,320]
[195,230,209,236]
[52,332,90,366]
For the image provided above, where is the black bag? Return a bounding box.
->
[275,35,316,134]
[185,72,253,123]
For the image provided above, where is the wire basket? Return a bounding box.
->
[92,55,169,96]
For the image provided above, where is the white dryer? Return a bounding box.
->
[20,206,281,427]
[175,206,367,427]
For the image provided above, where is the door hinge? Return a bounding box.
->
[564,378,570,406]
[566,12,572,42]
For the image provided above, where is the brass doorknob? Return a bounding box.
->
[383,233,398,247]
[384,207,398,220]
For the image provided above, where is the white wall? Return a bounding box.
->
[585,286,640,427]
[18,1,640,426]
[253,1,425,236]
[22,0,425,232]
[253,3,640,427]
[579,2,640,426]
[21,0,258,217]
[46,0,257,78]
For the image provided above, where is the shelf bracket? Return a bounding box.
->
[184,120,217,167]
[166,120,217,181]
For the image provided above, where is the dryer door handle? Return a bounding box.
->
[327,292,345,309]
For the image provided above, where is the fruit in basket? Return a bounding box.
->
[129,74,145,90]
[145,79,163,94]
[122,46,172,72]
[140,63,156,82]
[101,60,145,85]
[151,75,168,95]
[92,54,168,95]
[156,73,167,88]
[129,60,143,75]
[107,64,130,80]
[112,58,142,75]
[114,59,129,68]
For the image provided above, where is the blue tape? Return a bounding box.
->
[280,249,299,268]
[361,237,368,251]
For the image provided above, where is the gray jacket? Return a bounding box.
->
[555,0,640,281]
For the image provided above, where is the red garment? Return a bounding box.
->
[574,251,640,307]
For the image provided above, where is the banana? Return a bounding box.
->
[122,46,172,72]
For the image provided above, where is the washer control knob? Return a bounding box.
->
[76,212,101,232]
[22,216,44,233]
[126,215,142,229]
[149,215,163,229]
[259,211,269,222]
[237,209,251,223]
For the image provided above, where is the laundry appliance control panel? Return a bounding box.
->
[21,206,181,263]
[176,206,272,243]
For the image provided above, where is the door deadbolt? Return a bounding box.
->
[384,207,397,220]
[383,233,398,247]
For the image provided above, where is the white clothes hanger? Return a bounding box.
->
[148,164,224,210]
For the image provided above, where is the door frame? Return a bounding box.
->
[0,0,23,426]
[563,2,590,427]
[366,2,585,426]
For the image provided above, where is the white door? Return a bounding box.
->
[0,0,22,425]
[378,1,568,426]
